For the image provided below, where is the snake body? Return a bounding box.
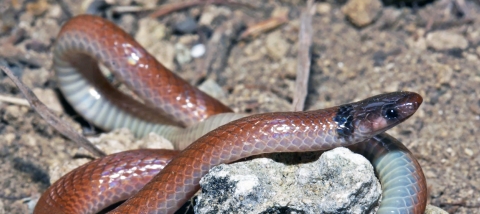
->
[33,15,427,214]
[349,133,427,214]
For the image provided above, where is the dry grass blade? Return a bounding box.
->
[292,0,315,111]
[0,94,30,106]
[239,14,288,39]
[0,65,106,158]
[149,0,255,18]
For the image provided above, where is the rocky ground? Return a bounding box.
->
[0,0,479,213]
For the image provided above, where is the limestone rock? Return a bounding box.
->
[195,147,381,213]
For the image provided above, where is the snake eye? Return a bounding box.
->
[384,107,399,120]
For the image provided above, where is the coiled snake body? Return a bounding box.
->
[33,15,427,214]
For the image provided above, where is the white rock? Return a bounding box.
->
[191,43,206,58]
[426,31,469,50]
[195,147,381,213]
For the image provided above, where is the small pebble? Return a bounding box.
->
[341,0,382,27]
[426,31,469,51]
[316,3,332,15]
[265,31,289,60]
[191,43,206,58]
[175,43,192,64]
[464,148,473,156]
[174,16,197,34]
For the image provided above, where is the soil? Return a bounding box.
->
[0,0,479,213]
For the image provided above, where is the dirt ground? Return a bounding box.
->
[0,0,479,213]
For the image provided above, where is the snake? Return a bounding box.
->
[33,15,427,214]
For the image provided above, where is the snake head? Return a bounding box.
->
[334,91,423,139]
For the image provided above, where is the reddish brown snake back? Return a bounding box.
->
[34,15,427,214]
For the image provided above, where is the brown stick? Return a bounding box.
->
[292,0,315,111]
[239,14,288,39]
[149,0,255,18]
[0,65,106,158]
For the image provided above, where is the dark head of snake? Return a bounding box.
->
[333,91,422,140]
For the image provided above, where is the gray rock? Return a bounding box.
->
[174,16,198,34]
[425,205,448,214]
[195,147,381,214]
[426,31,469,51]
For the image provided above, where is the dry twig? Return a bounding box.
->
[292,0,315,111]
[149,0,254,18]
[0,94,30,106]
[0,65,106,158]
[239,14,288,39]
